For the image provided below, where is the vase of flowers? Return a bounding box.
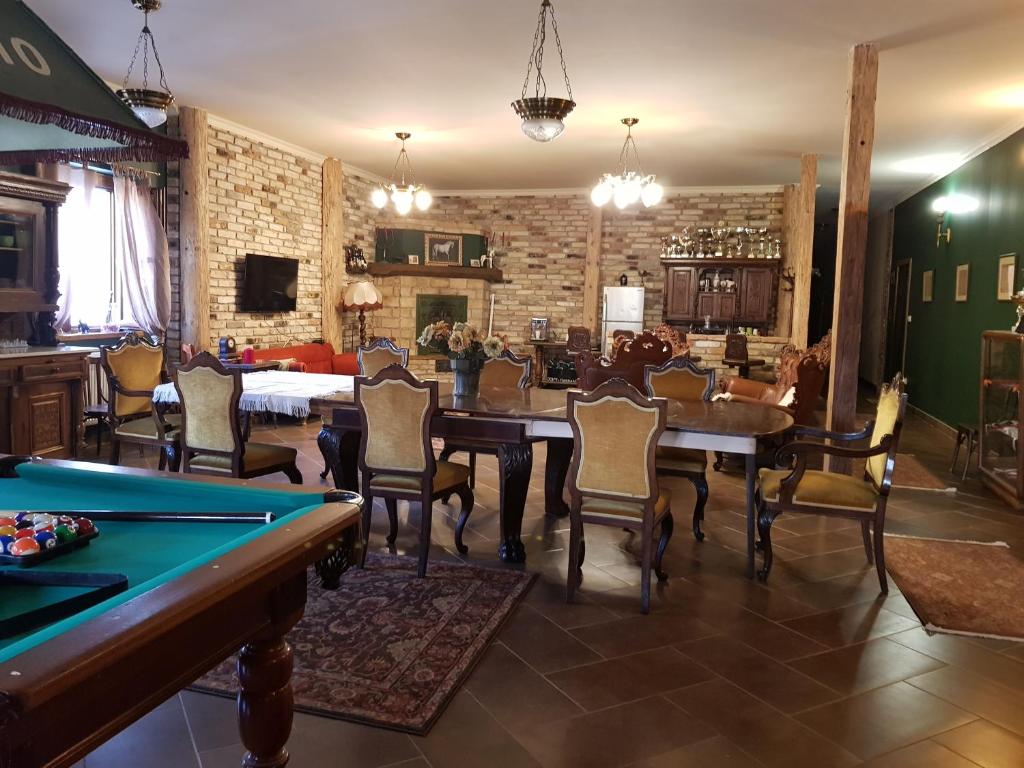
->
[417,321,504,397]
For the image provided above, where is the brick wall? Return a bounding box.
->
[205,126,323,349]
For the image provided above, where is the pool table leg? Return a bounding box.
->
[238,573,304,768]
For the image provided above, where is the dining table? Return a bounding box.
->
[311,384,793,578]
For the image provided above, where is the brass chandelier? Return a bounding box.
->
[511,0,576,142]
[371,133,432,215]
[117,0,175,128]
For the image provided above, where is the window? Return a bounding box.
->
[56,165,117,329]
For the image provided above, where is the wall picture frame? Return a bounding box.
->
[922,270,934,302]
[470,258,481,268]
[407,254,419,265]
[955,264,969,302]
[425,233,463,266]
[998,253,1016,301]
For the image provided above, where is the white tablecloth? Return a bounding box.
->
[153,371,353,418]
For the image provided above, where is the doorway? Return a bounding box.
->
[884,259,911,382]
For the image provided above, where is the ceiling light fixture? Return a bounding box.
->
[591,118,664,209]
[512,0,576,142]
[116,0,175,128]
[371,132,432,215]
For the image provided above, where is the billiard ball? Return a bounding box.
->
[74,518,96,536]
[14,528,36,540]
[0,525,15,538]
[34,530,57,550]
[0,535,13,554]
[0,516,16,528]
[54,524,77,544]
[15,519,34,530]
[33,522,54,534]
[10,537,40,556]
[55,515,75,527]
[31,513,53,526]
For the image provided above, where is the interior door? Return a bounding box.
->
[884,259,911,382]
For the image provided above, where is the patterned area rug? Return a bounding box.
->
[891,454,956,492]
[193,555,535,734]
[885,535,1024,641]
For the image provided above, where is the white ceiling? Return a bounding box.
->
[26,0,1024,205]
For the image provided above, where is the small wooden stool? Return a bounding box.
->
[951,423,978,481]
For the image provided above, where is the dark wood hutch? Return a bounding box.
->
[662,258,780,330]
[0,171,89,459]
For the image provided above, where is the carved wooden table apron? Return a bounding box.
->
[312,386,793,576]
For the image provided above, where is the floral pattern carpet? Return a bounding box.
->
[193,554,535,734]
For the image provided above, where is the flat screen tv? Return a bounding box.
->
[240,254,298,312]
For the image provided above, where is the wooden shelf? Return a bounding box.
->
[368,262,504,282]
[660,257,781,267]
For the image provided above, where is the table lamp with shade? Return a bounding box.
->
[340,282,383,346]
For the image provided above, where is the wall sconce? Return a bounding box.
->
[932,193,979,247]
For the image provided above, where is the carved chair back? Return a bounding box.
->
[567,380,666,511]
[480,350,532,389]
[723,333,749,363]
[101,333,167,419]
[358,337,409,377]
[652,324,690,358]
[867,375,908,494]
[614,331,672,368]
[566,326,592,354]
[356,365,437,488]
[173,352,245,473]
[644,357,716,403]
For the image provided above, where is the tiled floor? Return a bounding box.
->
[75,407,1024,768]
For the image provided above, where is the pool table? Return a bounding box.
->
[0,455,362,768]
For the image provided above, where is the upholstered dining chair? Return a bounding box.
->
[173,352,302,483]
[644,357,715,542]
[357,337,409,377]
[356,366,474,577]
[439,349,533,490]
[755,375,908,592]
[101,334,180,471]
[566,380,673,614]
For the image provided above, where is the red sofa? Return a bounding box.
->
[252,342,359,375]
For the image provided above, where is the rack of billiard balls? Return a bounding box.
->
[0,513,99,566]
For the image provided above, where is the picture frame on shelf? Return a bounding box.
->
[922,270,934,302]
[998,254,1016,301]
[470,259,481,268]
[407,255,419,265]
[955,264,969,302]
[425,233,463,266]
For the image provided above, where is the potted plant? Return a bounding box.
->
[417,321,504,396]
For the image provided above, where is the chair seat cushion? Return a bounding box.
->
[758,468,877,512]
[655,446,707,474]
[191,442,297,474]
[370,461,471,495]
[580,488,671,522]
[114,413,181,440]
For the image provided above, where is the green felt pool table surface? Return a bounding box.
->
[1,461,329,659]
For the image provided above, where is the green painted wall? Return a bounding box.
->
[375,227,487,266]
[894,126,1024,427]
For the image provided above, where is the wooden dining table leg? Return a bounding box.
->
[497,442,533,563]
[317,425,360,492]
[544,437,572,517]
[745,452,756,579]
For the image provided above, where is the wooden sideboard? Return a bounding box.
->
[663,258,779,329]
[0,347,90,459]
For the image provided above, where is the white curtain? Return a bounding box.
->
[51,164,101,330]
[114,174,171,337]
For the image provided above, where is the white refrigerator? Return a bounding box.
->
[601,286,645,355]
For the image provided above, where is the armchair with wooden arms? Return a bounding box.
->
[755,374,907,592]
[577,332,672,391]
[101,334,180,471]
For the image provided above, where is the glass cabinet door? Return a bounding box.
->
[0,208,37,290]
[981,334,1022,488]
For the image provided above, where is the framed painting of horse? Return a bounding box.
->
[425,233,463,266]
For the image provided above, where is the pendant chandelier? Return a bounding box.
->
[371,132,432,215]
[511,0,576,142]
[116,0,175,128]
[591,118,664,209]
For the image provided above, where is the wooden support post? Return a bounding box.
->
[178,106,210,352]
[790,154,817,348]
[321,158,345,351]
[826,44,879,473]
[582,206,602,337]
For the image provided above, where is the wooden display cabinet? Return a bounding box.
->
[979,330,1024,509]
[663,258,779,329]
